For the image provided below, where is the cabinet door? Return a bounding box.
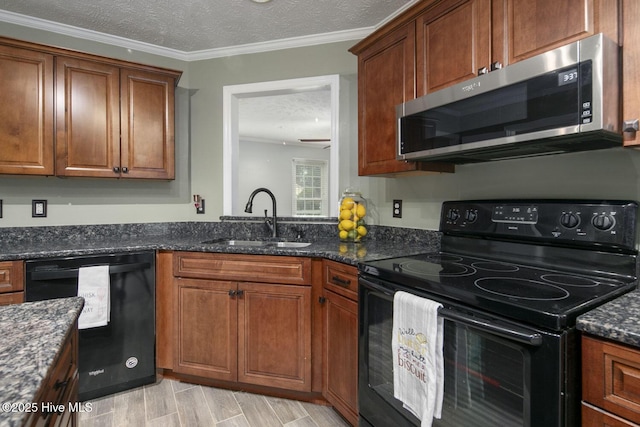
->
[238,282,312,392]
[174,278,237,382]
[416,0,491,95]
[120,68,175,179]
[323,289,358,426]
[55,57,120,177]
[506,0,614,64]
[0,45,54,175]
[623,0,640,146]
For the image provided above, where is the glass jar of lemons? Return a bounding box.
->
[338,189,367,242]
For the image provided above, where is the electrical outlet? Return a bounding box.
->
[393,199,402,218]
[32,200,47,218]
[0,200,2,218]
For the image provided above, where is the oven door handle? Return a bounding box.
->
[438,307,543,347]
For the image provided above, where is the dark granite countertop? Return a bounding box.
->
[0,223,440,266]
[0,297,84,427]
[577,290,640,348]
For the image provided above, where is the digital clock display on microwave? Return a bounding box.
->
[492,205,539,224]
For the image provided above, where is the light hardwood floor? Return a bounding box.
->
[78,378,351,427]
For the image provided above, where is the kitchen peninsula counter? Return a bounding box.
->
[0,297,84,426]
[577,290,640,348]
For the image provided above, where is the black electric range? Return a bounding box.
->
[361,199,639,331]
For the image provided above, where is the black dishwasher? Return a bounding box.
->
[25,251,156,401]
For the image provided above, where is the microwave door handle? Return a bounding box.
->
[438,307,543,347]
[30,262,150,281]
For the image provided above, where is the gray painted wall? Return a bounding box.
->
[1,22,640,232]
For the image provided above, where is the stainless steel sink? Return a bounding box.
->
[200,239,267,246]
[200,238,310,248]
[273,241,311,248]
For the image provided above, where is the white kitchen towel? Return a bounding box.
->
[77,265,111,329]
[392,291,444,427]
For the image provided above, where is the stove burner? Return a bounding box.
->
[541,274,599,287]
[395,260,475,277]
[423,254,464,263]
[474,277,570,301]
[471,261,520,273]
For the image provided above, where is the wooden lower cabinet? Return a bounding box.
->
[172,252,313,393]
[322,260,359,426]
[582,335,640,426]
[25,326,79,427]
[0,260,24,306]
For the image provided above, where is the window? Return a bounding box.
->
[292,159,328,217]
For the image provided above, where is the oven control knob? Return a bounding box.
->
[464,209,478,223]
[592,213,615,231]
[446,209,460,222]
[560,212,580,229]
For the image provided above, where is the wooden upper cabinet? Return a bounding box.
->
[121,69,175,179]
[353,22,454,176]
[417,0,491,95]
[56,58,177,179]
[506,0,619,65]
[622,0,640,147]
[0,36,181,179]
[0,45,54,175]
[56,57,120,177]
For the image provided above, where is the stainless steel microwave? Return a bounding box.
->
[396,33,620,164]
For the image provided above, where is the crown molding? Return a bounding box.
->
[0,0,420,62]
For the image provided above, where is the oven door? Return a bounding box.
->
[358,275,577,427]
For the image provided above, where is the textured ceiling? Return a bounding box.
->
[239,89,331,148]
[0,0,413,53]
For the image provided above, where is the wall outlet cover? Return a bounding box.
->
[393,199,402,218]
[32,200,47,218]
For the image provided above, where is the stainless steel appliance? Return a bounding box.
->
[25,251,156,401]
[397,34,620,163]
[359,200,638,426]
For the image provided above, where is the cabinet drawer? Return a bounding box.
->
[582,402,640,427]
[324,260,358,300]
[174,252,311,285]
[0,260,23,294]
[583,335,640,424]
[0,292,24,305]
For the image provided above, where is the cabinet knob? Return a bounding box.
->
[113,166,120,173]
[228,290,236,296]
[236,290,244,296]
[623,119,639,133]
[319,296,326,304]
[477,66,489,75]
[122,166,129,173]
[490,61,503,71]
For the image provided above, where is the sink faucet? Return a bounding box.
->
[244,188,278,238]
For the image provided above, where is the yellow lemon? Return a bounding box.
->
[338,222,344,231]
[339,209,352,220]
[340,219,355,231]
[356,204,366,218]
[341,197,355,210]
[339,230,348,240]
[357,225,368,236]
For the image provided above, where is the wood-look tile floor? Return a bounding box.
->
[78,378,351,427]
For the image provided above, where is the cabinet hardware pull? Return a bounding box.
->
[122,166,129,173]
[236,290,244,296]
[490,61,503,71]
[331,276,351,287]
[113,166,120,173]
[477,66,488,75]
[623,119,639,133]
[228,290,236,296]
[319,296,326,304]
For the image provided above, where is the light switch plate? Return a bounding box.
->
[32,200,47,218]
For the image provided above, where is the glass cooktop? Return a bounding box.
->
[360,251,637,330]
